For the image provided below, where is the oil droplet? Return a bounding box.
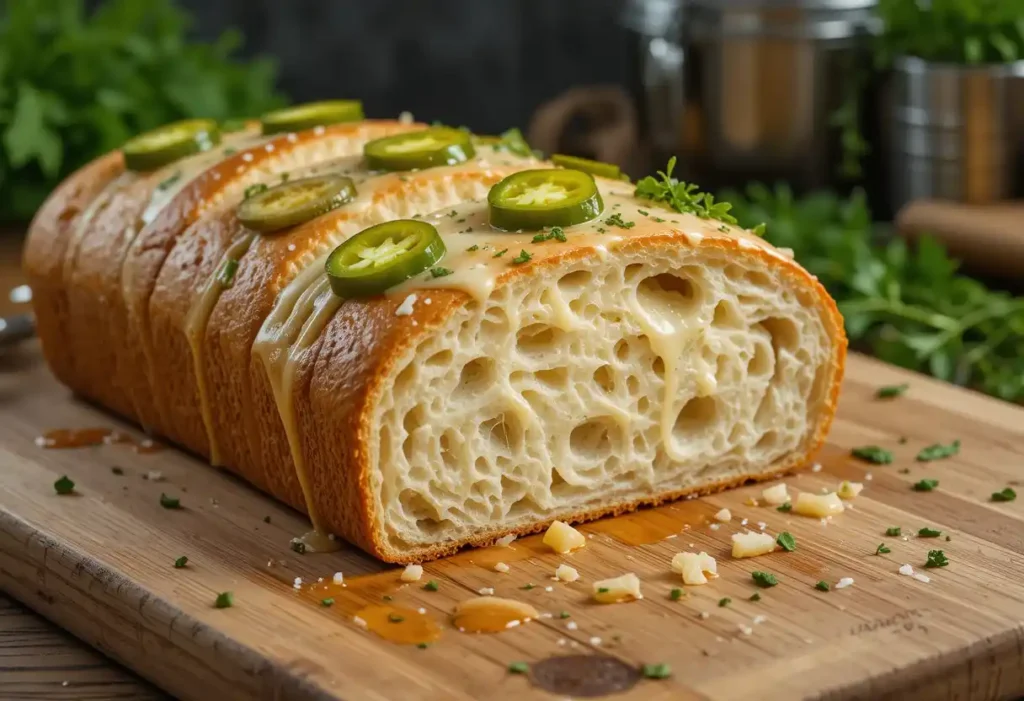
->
[452,596,538,633]
[455,534,548,569]
[355,604,442,646]
[585,502,716,546]
[297,529,342,553]
[36,428,163,454]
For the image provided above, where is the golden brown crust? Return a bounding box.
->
[23,152,126,391]
[296,236,847,563]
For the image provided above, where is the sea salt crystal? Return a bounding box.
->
[353,616,367,628]
[494,562,510,573]
[811,463,823,472]
[293,577,302,589]
[566,621,578,630]
[899,564,915,576]
[395,293,417,316]
[699,611,710,619]
[738,624,753,636]
[495,534,517,547]
[478,587,494,596]
[835,577,854,589]
[913,573,931,584]
[418,607,427,614]
[709,523,721,531]
[752,615,766,625]
[241,152,253,162]
[589,637,602,646]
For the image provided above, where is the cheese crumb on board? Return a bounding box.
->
[811,463,823,472]
[332,572,344,586]
[738,624,753,636]
[395,293,418,316]
[478,587,494,595]
[592,573,642,603]
[837,481,864,499]
[401,564,423,582]
[353,615,367,628]
[731,531,777,559]
[495,534,517,547]
[899,564,915,576]
[709,523,721,531]
[761,483,789,506]
[555,564,580,582]
[494,562,510,573]
[835,577,855,589]
[794,492,845,518]
[566,620,578,630]
[714,508,732,522]
[670,552,718,585]
[543,521,586,554]
[912,573,931,583]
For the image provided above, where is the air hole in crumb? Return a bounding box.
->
[482,305,510,336]
[759,317,799,354]
[394,362,416,394]
[638,273,699,310]
[624,263,644,282]
[593,365,615,393]
[673,396,718,438]
[426,349,453,367]
[557,269,592,294]
[713,299,744,328]
[627,375,641,395]
[535,367,568,388]
[480,413,523,454]
[755,431,779,452]
[569,417,620,462]
[748,341,773,377]
[614,339,630,361]
[440,430,460,471]
[401,489,439,521]
[456,357,494,397]
[652,356,665,378]
[637,395,650,413]
[517,323,563,356]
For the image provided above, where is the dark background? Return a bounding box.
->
[168,0,632,134]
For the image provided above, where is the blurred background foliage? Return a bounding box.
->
[0,0,284,221]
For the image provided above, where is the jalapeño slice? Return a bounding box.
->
[236,175,356,233]
[551,154,625,180]
[260,100,364,135]
[488,169,603,230]
[122,119,220,172]
[326,220,446,298]
[364,128,475,171]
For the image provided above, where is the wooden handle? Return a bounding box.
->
[896,200,1024,279]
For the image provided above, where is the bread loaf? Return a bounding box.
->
[24,116,846,563]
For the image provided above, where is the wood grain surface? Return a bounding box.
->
[3,330,1024,700]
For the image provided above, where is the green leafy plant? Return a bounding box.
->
[875,0,1024,66]
[0,0,285,221]
[725,184,1024,404]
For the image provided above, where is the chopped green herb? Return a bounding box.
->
[898,468,911,474]
[651,216,666,223]
[718,597,731,607]
[321,598,334,607]
[776,532,796,552]
[752,571,778,588]
[173,556,188,568]
[851,445,894,465]
[912,479,939,492]
[280,172,290,182]
[521,583,535,590]
[214,592,233,609]
[918,527,942,538]
[430,267,453,278]
[243,183,268,199]
[605,213,635,229]
[508,661,529,674]
[158,172,181,190]
[634,157,737,224]
[876,383,909,399]
[382,595,393,601]
[531,226,567,243]
[53,475,75,495]
[899,437,909,445]
[777,502,793,513]
[992,487,1017,502]
[493,128,533,158]
[290,540,306,554]
[642,663,672,680]
[493,249,508,258]
[423,580,439,592]
[637,209,649,216]
[752,222,766,236]
[511,249,532,265]
[875,543,891,555]
[670,588,683,601]
[559,611,571,619]
[749,592,761,602]
[159,493,181,509]
[263,515,271,524]
[387,613,404,623]
[110,466,124,476]
[448,209,458,217]
[467,245,479,252]
[885,526,902,537]
[417,642,430,649]
[596,226,607,233]
[916,440,960,462]
[223,147,238,156]
[216,258,239,288]
[815,581,830,592]
[598,587,610,593]
[925,550,949,568]
[718,224,729,232]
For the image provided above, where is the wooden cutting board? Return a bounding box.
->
[2,342,1024,701]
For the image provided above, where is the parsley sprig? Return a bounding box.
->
[635,157,738,225]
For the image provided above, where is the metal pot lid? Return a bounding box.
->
[621,0,684,36]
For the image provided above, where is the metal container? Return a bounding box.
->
[624,0,878,190]
[885,56,1024,212]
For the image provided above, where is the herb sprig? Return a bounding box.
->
[636,157,738,225]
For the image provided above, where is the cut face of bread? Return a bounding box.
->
[372,240,835,553]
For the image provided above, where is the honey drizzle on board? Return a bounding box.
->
[36,428,161,454]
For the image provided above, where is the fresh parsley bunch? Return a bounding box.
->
[0,0,285,222]
[724,183,1024,404]
[875,0,1024,66]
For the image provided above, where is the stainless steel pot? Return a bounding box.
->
[885,57,1024,212]
[624,0,878,190]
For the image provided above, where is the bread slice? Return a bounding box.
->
[25,124,845,563]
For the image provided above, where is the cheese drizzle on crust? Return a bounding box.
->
[24,120,847,563]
